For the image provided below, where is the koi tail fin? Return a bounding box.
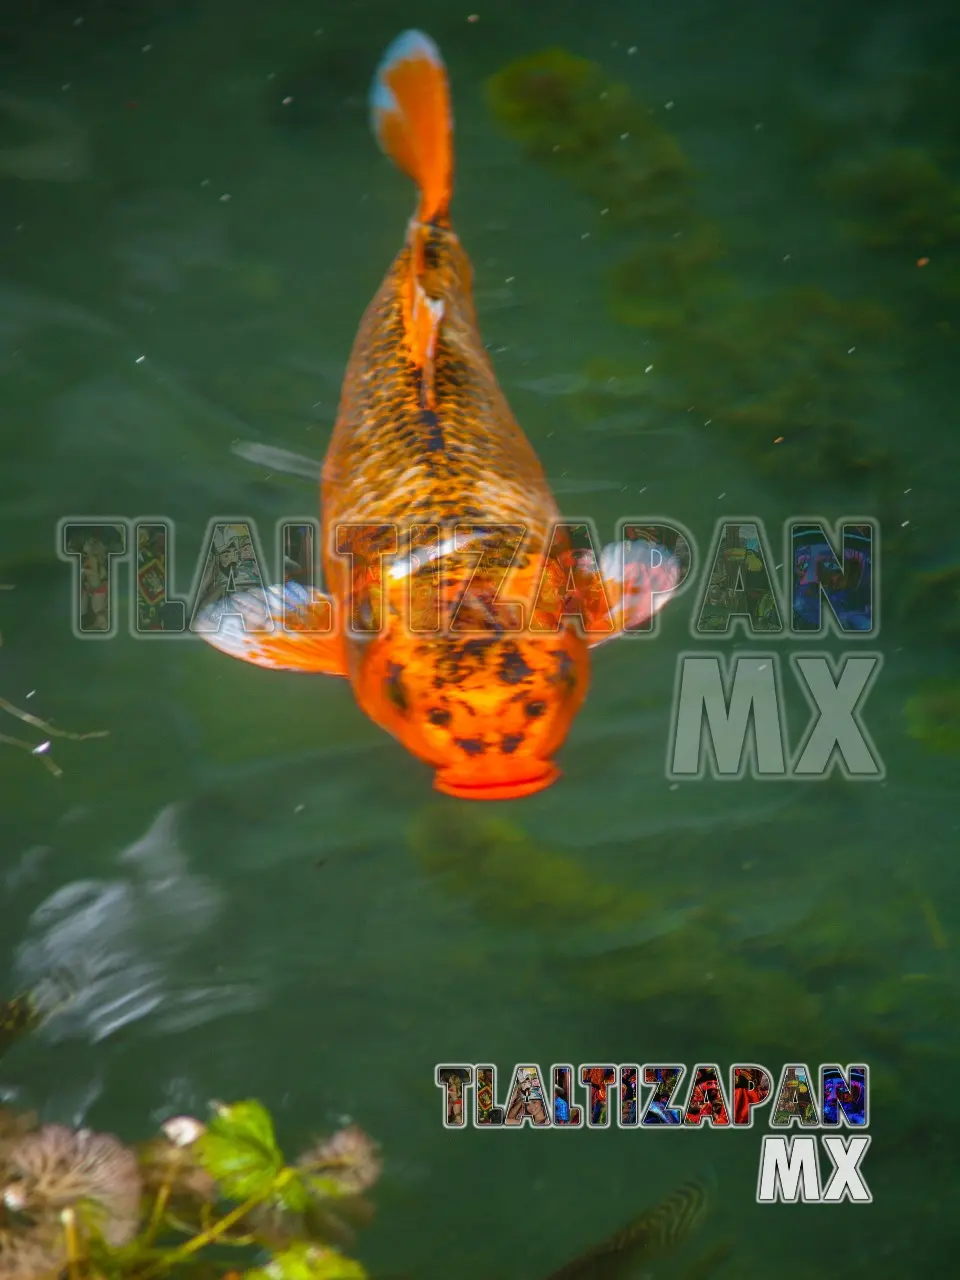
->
[370,29,453,223]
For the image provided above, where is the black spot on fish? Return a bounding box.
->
[498,642,533,685]
[526,700,546,719]
[421,407,444,452]
[455,737,486,757]
[501,733,523,754]
[428,706,451,727]
[384,661,408,714]
[463,637,496,660]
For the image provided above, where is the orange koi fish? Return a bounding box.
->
[198,30,681,800]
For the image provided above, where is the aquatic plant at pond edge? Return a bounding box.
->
[0,1099,377,1280]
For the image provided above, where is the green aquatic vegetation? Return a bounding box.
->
[0,1098,377,1280]
[408,805,653,931]
[568,924,828,1053]
[484,48,601,152]
[905,681,960,755]
[825,148,960,251]
[583,286,898,488]
[899,564,960,643]
[537,809,941,1061]
[485,50,692,228]
[487,47,907,499]
[720,968,824,1048]
[606,227,730,330]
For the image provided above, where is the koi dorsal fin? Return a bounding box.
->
[404,223,445,409]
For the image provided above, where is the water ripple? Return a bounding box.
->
[14,804,262,1044]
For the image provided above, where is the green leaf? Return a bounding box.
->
[275,1172,313,1215]
[195,1100,285,1202]
[247,1242,368,1280]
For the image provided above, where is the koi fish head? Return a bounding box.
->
[348,621,591,800]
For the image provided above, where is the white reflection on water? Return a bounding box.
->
[14,804,260,1044]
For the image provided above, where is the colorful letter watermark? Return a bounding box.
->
[434,1062,871,1202]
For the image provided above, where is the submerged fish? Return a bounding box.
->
[544,1174,715,1280]
[198,30,681,800]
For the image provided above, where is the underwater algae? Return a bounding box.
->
[485,49,691,230]
[409,800,960,1157]
[821,145,960,332]
[905,680,960,756]
[485,48,904,498]
[898,562,960,645]
[824,147,960,253]
[408,805,653,933]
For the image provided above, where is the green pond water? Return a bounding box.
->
[1,1,959,1276]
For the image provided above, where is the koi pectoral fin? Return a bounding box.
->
[586,540,683,649]
[195,582,347,676]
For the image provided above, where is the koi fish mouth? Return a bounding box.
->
[433,760,561,801]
